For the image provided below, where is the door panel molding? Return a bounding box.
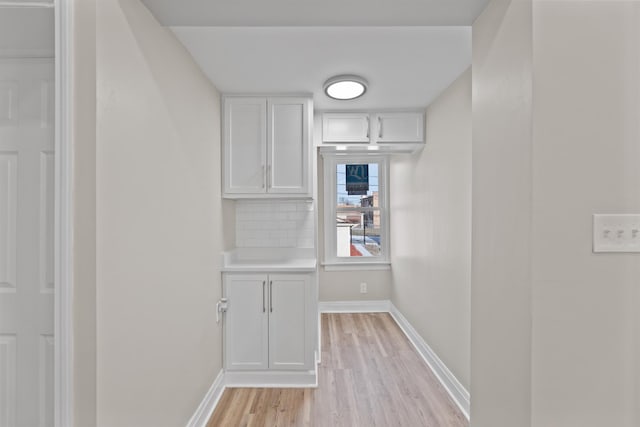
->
[39,151,54,293]
[0,334,17,427]
[0,152,17,292]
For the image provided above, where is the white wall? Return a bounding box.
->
[471,1,533,426]
[96,0,223,426]
[472,1,640,426]
[389,68,471,390]
[531,2,640,426]
[222,199,236,251]
[318,269,392,301]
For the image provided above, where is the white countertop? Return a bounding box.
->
[221,248,317,273]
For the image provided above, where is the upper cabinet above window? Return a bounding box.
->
[322,113,371,143]
[374,112,424,143]
[321,111,425,153]
[223,96,312,198]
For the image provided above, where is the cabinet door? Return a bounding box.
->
[224,274,269,370]
[374,112,424,143]
[268,98,310,194]
[224,97,267,194]
[322,113,370,143]
[268,274,310,370]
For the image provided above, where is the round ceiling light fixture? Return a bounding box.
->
[323,74,368,100]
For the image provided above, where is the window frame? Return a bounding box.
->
[322,153,390,268]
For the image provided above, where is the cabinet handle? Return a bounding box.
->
[262,281,266,313]
[378,116,383,138]
[365,116,370,139]
[262,165,266,189]
[269,280,273,313]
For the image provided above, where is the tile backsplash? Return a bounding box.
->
[235,200,315,248]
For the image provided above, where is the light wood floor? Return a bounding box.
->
[207,313,468,427]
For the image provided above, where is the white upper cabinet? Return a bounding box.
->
[374,112,424,143]
[268,98,310,194]
[321,111,425,151]
[322,113,370,143]
[224,96,312,198]
[224,98,267,194]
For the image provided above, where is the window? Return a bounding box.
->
[322,154,390,267]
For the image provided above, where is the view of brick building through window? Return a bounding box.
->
[335,163,382,257]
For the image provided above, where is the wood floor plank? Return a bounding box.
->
[208,313,468,427]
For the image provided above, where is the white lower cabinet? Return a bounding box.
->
[223,273,313,373]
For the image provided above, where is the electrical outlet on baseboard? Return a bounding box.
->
[360,282,368,294]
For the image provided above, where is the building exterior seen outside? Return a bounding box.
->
[336,162,382,257]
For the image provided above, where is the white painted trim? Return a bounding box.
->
[319,300,391,313]
[54,0,73,426]
[389,302,470,420]
[185,370,226,427]
[225,367,318,388]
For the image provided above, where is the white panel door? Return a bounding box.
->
[322,113,370,143]
[268,98,309,194]
[374,112,424,143]
[224,97,267,194]
[268,274,309,370]
[0,59,54,427]
[224,274,269,371]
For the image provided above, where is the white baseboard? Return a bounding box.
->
[319,299,391,313]
[225,367,318,388]
[185,369,226,427]
[389,302,470,420]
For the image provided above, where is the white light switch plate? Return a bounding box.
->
[593,214,640,253]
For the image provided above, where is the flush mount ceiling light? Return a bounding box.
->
[323,75,368,100]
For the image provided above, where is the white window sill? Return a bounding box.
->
[321,262,391,272]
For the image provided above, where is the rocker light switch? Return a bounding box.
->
[593,214,640,253]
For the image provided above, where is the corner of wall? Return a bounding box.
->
[95,0,225,425]
[389,67,472,392]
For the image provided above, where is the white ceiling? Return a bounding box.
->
[141,0,488,27]
[171,26,471,110]
[142,1,485,110]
